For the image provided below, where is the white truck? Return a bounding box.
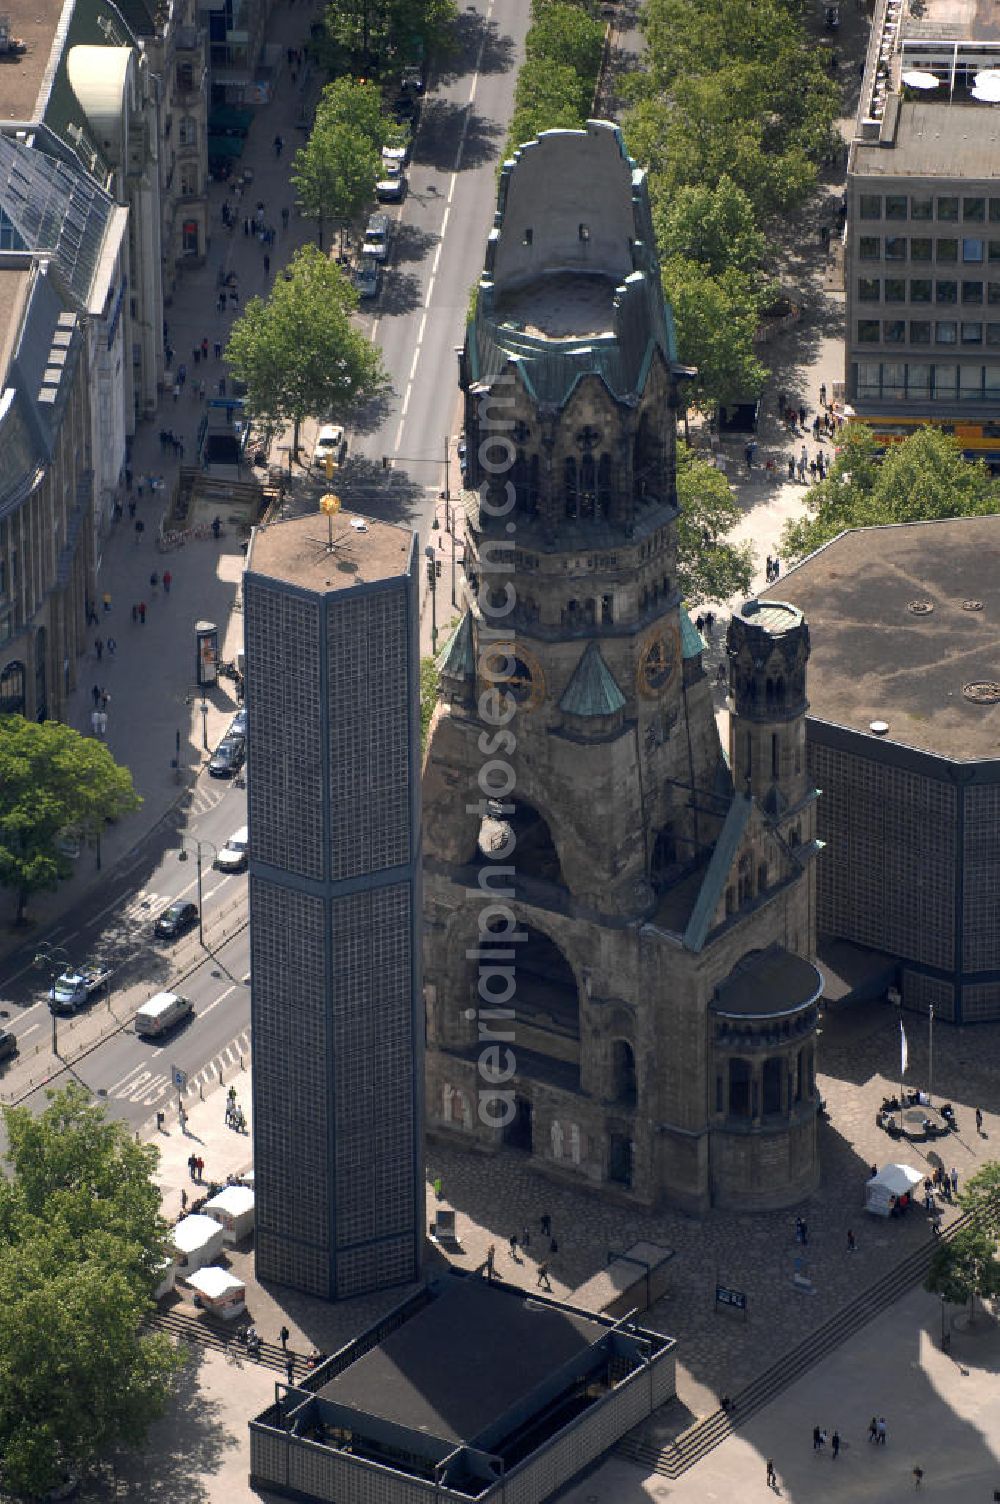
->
[48,968,112,1014]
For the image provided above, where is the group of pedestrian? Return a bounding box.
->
[765,554,781,583]
[93,636,117,662]
[788,444,829,483]
[867,1415,888,1445]
[225,1085,247,1133]
[694,611,717,637]
[812,1425,841,1458]
[90,683,111,738]
[158,430,185,456]
[503,1213,560,1287]
[187,1153,206,1182]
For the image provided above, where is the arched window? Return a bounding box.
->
[564,457,578,517]
[729,1058,751,1117]
[762,1057,782,1115]
[597,453,612,514]
[766,679,775,711]
[651,824,678,892]
[0,660,26,717]
[757,862,768,893]
[771,733,780,779]
[611,1040,637,1106]
[179,114,198,147]
[579,453,596,519]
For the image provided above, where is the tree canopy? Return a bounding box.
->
[318,0,456,72]
[675,442,755,605]
[0,716,140,924]
[504,0,605,156]
[0,1086,181,1497]
[662,257,768,414]
[924,1221,1000,1320]
[225,244,388,456]
[293,79,398,249]
[959,1161,1000,1236]
[781,425,1000,562]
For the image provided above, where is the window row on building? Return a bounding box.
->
[858,277,1000,304]
[858,235,998,263]
[857,319,1000,348]
[858,193,1000,224]
[855,361,1000,399]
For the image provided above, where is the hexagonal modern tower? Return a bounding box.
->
[422,122,824,1212]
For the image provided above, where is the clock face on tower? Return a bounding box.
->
[481,643,546,710]
[636,622,680,698]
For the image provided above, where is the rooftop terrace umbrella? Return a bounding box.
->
[901,69,939,89]
[972,77,1000,102]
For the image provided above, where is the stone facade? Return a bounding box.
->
[422,122,823,1214]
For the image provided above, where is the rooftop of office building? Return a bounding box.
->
[246,508,414,593]
[761,514,1000,762]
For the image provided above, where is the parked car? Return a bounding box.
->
[354,258,382,300]
[229,706,247,739]
[392,93,420,126]
[376,170,407,203]
[312,423,346,468]
[363,212,391,263]
[154,900,199,940]
[381,137,410,169]
[0,1028,18,1064]
[208,734,246,779]
[215,825,249,873]
[400,66,424,94]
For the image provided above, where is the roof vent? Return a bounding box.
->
[962,599,984,612]
[869,720,889,735]
[963,682,1000,705]
[907,600,934,616]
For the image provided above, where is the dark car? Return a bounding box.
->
[229,707,247,739]
[0,1028,18,1064]
[154,900,199,940]
[393,93,420,126]
[208,734,246,779]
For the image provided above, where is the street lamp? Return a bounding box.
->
[200,697,209,752]
[425,545,438,653]
[33,942,71,1055]
[178,836,218,948]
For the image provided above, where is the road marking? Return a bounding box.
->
[432,242,443,275]
[424,275,436,310]
[394,417,405,448]
[19,1023,39,1040]
[416,310,428,345]
[401,383,413,417]
[408,345,421,383]
[370,317,380,346]
[197,984,236,1021]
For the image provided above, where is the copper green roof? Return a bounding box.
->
[683,793,752,953]
[437,611,474,678]
[559,641,625,717]
[679,607,706,659]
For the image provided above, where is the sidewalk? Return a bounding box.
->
[0,3,328,965]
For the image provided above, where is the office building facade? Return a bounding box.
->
[244,513,424,1299]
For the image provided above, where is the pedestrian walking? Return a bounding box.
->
[536,1261,551,1290]
[94,637,104,661]
[180,1189,188,1212]
[877,1416,887,1445]
[765,1459,776,1488]
[273,134,284,157]
[772,555,780,578]
[107,637,116,656]
[809,458,818,482]
[509,1232,518,1258]
[214,340,222,359]
[847,1228,856,1252]
[218,377,226,396]
[218,291,227,314]
[244,216,251,237]
[188,1153,197,1180]
[485,1243,496,1279]
[134,519,145,543]
[521,1225,530,1251]
[799,404,807,429]
[263,253,270,276]
[549,1236,558,1254]
[795,1216,804,1243]
[801,1219,809,1245]
[163,570,172,594]
[91,709,102,737]
[540,1213,551,1237]
[976,1105,983,1135]
[192,346,200,366]
[286,1357,295,1385]
[196,1156,204,1181]
[913,1466,923,1488]
[92,683,101,707]
[820,383,827,408]
[868,1416,878,1443]
[201,337,209,359]
[150,571,159,592]
[139,601,147,624]
[812,414,821,439]
[766,554,773,581]
[282,205,290,229]
[101,690,110,711]
[788,455,795,480]
[813,1425,822,1451]
[98,710,108,737]
[103,592,112,613]
[950,1166,958,1195]
[280,1324,290,1350]
[831,1430,840,1459]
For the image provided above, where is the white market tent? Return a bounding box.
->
[203,1184,255,1243]
[865,1162,924,1217]
[171,1213,226,1270]
[184,1265,246,1319]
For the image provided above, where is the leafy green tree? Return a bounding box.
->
[655,177,766,282]
[420,656,440,754]
[959,1161,1000,1236]
[675,442,755,605]
[524,2,605,82]
[0,716,140,924]
[781,425,1000,562]
[925,1222,1000,1323]
[662,256,768,413]
[313,76,395,152]
[320,0,456,71]
[508,57,589,150]
[293,122,381,251]
[0,1086,181,1496]
[226,244,388,458]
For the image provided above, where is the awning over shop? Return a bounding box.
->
[208,105,254,133]
[207,135,245,159]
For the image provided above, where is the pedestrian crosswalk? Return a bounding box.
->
[125,1029,251,1125]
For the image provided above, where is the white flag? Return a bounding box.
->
[900,1019,908,1078]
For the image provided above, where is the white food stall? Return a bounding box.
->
[184,1265,246,1320]
[203,1184,255,1244]
[865,1162,924,1217]
[171,1213,226,1271]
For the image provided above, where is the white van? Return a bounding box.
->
[215,826,249,873]
[362,212,391,262]
[135,991,193,1038]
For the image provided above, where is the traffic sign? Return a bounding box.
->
[172,1065,188,1092]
